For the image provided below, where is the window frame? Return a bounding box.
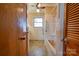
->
[33,16,43,28]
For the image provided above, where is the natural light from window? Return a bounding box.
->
[34,17,43,27]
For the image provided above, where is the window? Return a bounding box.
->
[33,17,43,27]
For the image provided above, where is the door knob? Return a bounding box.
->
[63,38,69,44]
[18,36,26,40]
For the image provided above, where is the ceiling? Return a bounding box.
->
[27,3,57,13]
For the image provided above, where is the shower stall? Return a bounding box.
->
[27,3,64,56]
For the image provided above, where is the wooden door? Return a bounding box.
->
[64,3,79,56]
[0,4,28,56]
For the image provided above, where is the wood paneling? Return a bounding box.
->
[0,4,28,56]
[64,3,79,56]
